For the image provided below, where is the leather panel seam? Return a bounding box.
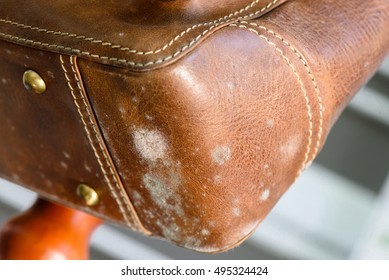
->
[0,1,279,56]
[244,22,324,163]
[59,54,140,231]
[230,23,314,177]
[0,0,282,68]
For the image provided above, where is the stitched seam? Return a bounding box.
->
[0,0,279,56]
[230,23,313,175]
[0,18,224,56]
[243,22,324,162]
[0,31,214,67]
[60,54,134,228]
[69,57,137,225]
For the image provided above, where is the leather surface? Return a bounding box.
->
[0,0,288,71]
[0,0,389,252]
[0,41,144,232]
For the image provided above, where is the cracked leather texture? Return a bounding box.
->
[0,0,389,252]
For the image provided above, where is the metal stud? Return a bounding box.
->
[77,184,99,206]
[22,69,46,94]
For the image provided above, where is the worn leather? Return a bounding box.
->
[0,0,287,71]
[1,0,389,253]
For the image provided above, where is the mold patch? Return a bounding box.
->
[11,173,20,181]
[142,160,184,217]
[133,128,168,162]
[84,163,92,173]
[60,161,68,169]
[232,207,241,217]
[260,189,270,202]
[183,236,202,249]
[280,135,301,158]
[156,220,181,242]
[266,119,274,128]
[213,175,222,184]
[211,146,231,165]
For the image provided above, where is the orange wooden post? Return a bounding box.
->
[0,198,102,260]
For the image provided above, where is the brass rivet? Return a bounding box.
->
[77,184,99,206]
[22,69,46,94]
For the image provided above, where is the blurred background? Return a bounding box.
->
[1,56,388,260]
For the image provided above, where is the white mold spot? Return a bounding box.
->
[84,163,92,173]
[232,207,241,217]
[211,146,231,165]
[266,119,274,128]
[145,114,154,121]
[157,220,181,242]
[183,236,202,249]
[260,189,270,202]
[142,171,183,216]
[213,175,222,184]
[280,135,301,158]
[44,179,53,187]
[226,81,235,91]
[133,190,143,202]
[133,128,168,162]
[201,229,210,236]
[264,164,273,177]
[1,78,7,85]
[132,191,144,207]
[118,105,126,115]
[144,210,155,219]
[47,71,55,79]
[11,173,20,181]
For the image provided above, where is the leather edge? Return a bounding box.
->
[0,0,288,72]
[59,54,150,234]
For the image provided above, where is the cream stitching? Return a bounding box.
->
[69,57,138,225]
[0,31,194,67]
[0,18,221,56]
[242,22,324,162]
[60,54,135,228]
[230,23,313,175]
[0,0,279,57]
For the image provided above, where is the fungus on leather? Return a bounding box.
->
[1,0,389,253]
[73,0,389,252]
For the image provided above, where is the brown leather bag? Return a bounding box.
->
[1,0,389,253]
